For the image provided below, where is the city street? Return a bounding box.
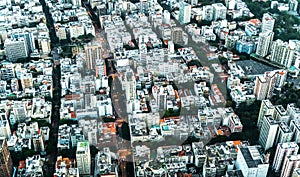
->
[82,3,133,177]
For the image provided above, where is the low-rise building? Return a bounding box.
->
[94,147,118,176]
[54,156,79,177]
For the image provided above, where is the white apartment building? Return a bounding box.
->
[272,142,299,173]
[179,2,191,24]
[76,141,91,175]
[281,155,300,177]
[256,31,274,57]
[261,13,275,33]
[4,37,28,62]
[212,3,227,21]
[259,115,278,151]
[235,145,269,177]
[270,39,295,68]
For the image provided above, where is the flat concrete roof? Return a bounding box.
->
[235,59,276,76]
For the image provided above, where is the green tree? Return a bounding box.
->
[219,57,228,65]
[187,60,202,67]
[59,119,78,125]
[90,145,99,158]
[10,151,25,166]
[23,148,38,158]
[102,117,115,123]
[58,147,76,158]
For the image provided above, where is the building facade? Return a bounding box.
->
[212,3,227,21]
[179,2,191,24]
[84,44,102,70]
[261,13,275,32]
[272,142,299,173]
[0,139,13,177]
[4,38,29,62]
[76,141,91,175]
[259,115,278,151]
[255,31,274,58]
[257,100,275,130]
[254,71,277,101]
[235,145,269,177]
[281,155,300,177]
[270,39,295,68]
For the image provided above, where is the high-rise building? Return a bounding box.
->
[69,22,85,38]
[13,101,27,122]
[235,145,269,177]
[4,37,28,62]
[254,71,277,101]
[281,155,300,177]
[276,122,293,144]
[32,134,45,152]
[202,5,214,21]
[273,142,299,173]
[287,103,300,121]
[273,105,289,123]
[0,108,11,139]
[225,35,239,49]
[179,2,191,24]
[95,61,106,78]
[261,13,275,32]
[122,69,136,101]
[0,81,6,93]
[84,44,102,70]
[290,120,300,144]
[168,40,174,54]
[0,139,13,177]
[212,3,227,21]
[140,0,149,15]
[12,31,36,53]
[274,70,287,91]
[163,10,170,24]
[94,147,117,176]
[76,141,91,175]
[259,115,278,151]
[257,100,275,130]
[289,0,298,12]
[256,31,274,57]
[270,39,295,68]
[40,38,51,54]
[71,0,81,7]
[226,0,236,10]
[0,62,15,81]
[171,27,184,45]
[23,155,44,176]
[55,24,67,40]
[20,73,33,89]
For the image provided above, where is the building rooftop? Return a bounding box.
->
[275,105,287,115]
[279,142,298,149]
[288,103,300,114]
[77,141,89,152]
[240,146,263,168]
[279,122,292,133]
[263,100,274,109]
[266,115,277,125]
[235,60,276,76]
[226,170,244,177]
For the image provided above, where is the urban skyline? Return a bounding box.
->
[0,0,300,177]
